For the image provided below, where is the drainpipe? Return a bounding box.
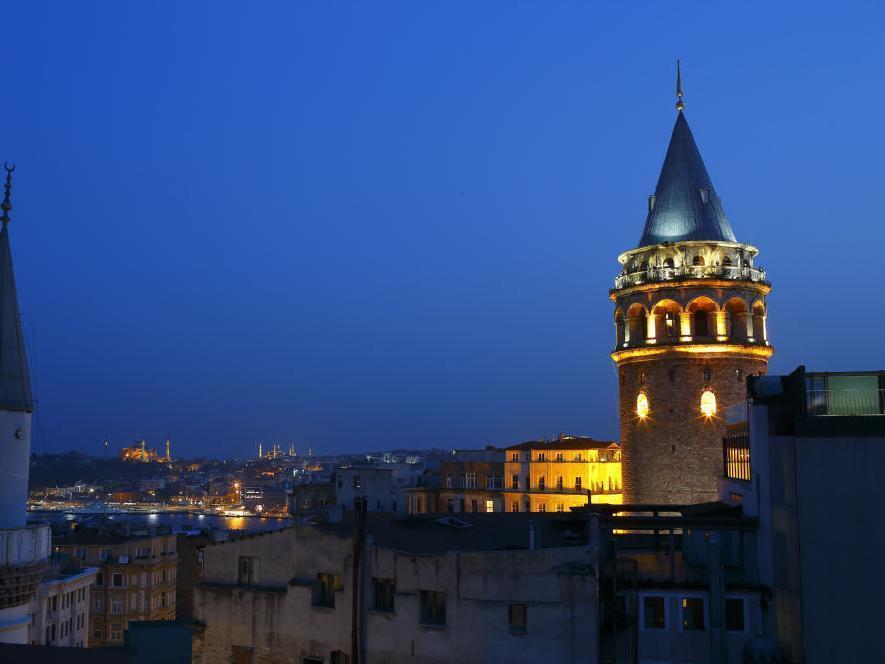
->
[352,498,367,664]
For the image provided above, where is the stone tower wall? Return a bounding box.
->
[617,353,767,504]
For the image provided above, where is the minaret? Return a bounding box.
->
[258,442,262,459]
[0,164,50,643]
[165,437,171,462]
[611,66,773,504]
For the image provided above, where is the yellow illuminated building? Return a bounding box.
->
[504,436,623,512]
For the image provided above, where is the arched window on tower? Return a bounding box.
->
[700,390,717,418]
[636,393,649,419]
[663,257,675,269]
[752,301,767,343]
[692,255,705,267]
[722,256,732,267]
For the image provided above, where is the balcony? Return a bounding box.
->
[806,389,885,416]
[613,264,767,291]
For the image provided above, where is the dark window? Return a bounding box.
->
[682,597,705,631]
[668,368,676,382]
[663,257,675,268]
[722,256,732,267]
[238,556,258,585]
[538,476,545,490]
[511,474,519,489]
[470,499,478,513]
[509,603,527,634]
[693,255,705,266]
[231,645,254,664]
[556,477,563,490]
[446,498,454,513]
[704,368,711,381]
[725,598,745,632]
[373,578,395,613]
[419,590,446,627]
[314,573,340,608]
[643,596,665,629]
[694,311,709,337]
[112,573,123,588]
[575,477,582,490]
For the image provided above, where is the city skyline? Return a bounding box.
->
[5,3,885,457]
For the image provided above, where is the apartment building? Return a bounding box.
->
[28,566,98,647]
[53,525,178,647]
[193,511,599,664]
[504,436,623,512]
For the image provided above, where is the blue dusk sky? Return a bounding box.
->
[4,3,884,457]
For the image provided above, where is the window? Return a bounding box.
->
[485,500,494,513]
[314,573,340,608]
[109,623,122,641]
[231,645,254,664]
[555,453,564,462]
[95,573,104,587]
[663,257,675,268]
[693,254,705,266]
[93,595,104,612]
[238,556,259,585]
[556,476,563,490]
[537,453,545,461]
[445,474,454,488]
[725,598,746,632]
[130,574,139,587]
[575,477,582,490]
[112,573,123,588]
[111,596,123,614]
[509,603,527,634]
[510,452,519,461]
[700,390,717,417]
[642,596,666,629]
[160,591,167,608]
[538,476,545,490]
[722,255,732,267]
[537,503,547,513]
[636,392,649,418]
[419,590,446,627]
[555,503,564,512]
[446,498,454,512]
[301,498,312,509]
[681,597,706,631]
[92,621,102,640]
[511,501,519,513]
[703,368,711,381]
[373,578,395,613]
[99,548,111,561]
[470,499,477,513]
[464,473,477,489]
[668,368,676,382]
[511,474,519,489]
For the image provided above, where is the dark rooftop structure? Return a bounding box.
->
[505,435,618,451]
[638,111,737,247]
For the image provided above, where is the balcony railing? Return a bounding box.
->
[613,264,767,290]
[806,389,885,416]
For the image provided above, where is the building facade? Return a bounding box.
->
[611,79,773,504]
[193,512,599,664]
[28,567,98,647]
[504,437,622,511]
[721,367,885,663]
[335,464,425,513]
[53,527,178,646]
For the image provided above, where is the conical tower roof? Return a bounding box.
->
[0,169,33,413]
[638,112,736,247]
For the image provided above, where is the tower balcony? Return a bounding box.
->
[613,263,768,292]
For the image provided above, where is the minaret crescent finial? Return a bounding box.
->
[1,162,14,224]
[676,60,684,111]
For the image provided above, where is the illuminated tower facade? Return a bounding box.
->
[0,165,50,643]
[611,69,773,504]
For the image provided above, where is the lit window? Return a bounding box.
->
[700,391,716,418]
[485,500,494,513]
[636,393,650,419]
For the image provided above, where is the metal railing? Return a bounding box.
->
[614,264,767,290]
[806,389,885,416]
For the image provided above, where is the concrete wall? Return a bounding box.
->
[194,524,600,664]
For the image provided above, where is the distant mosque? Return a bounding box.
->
[611,63,772,504]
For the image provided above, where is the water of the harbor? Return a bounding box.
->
[29,510,292,535]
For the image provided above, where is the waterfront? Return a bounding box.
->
[30,509,292,533]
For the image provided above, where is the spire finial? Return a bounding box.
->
[1,162,14,224]
[675,60,685,111]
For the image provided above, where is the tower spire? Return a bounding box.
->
[1,163,15,224]
[675,60,684,111]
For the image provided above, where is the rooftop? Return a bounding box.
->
[506,436,618,452]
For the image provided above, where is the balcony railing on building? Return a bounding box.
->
[806,389,885,416]
[614,263,767,290]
